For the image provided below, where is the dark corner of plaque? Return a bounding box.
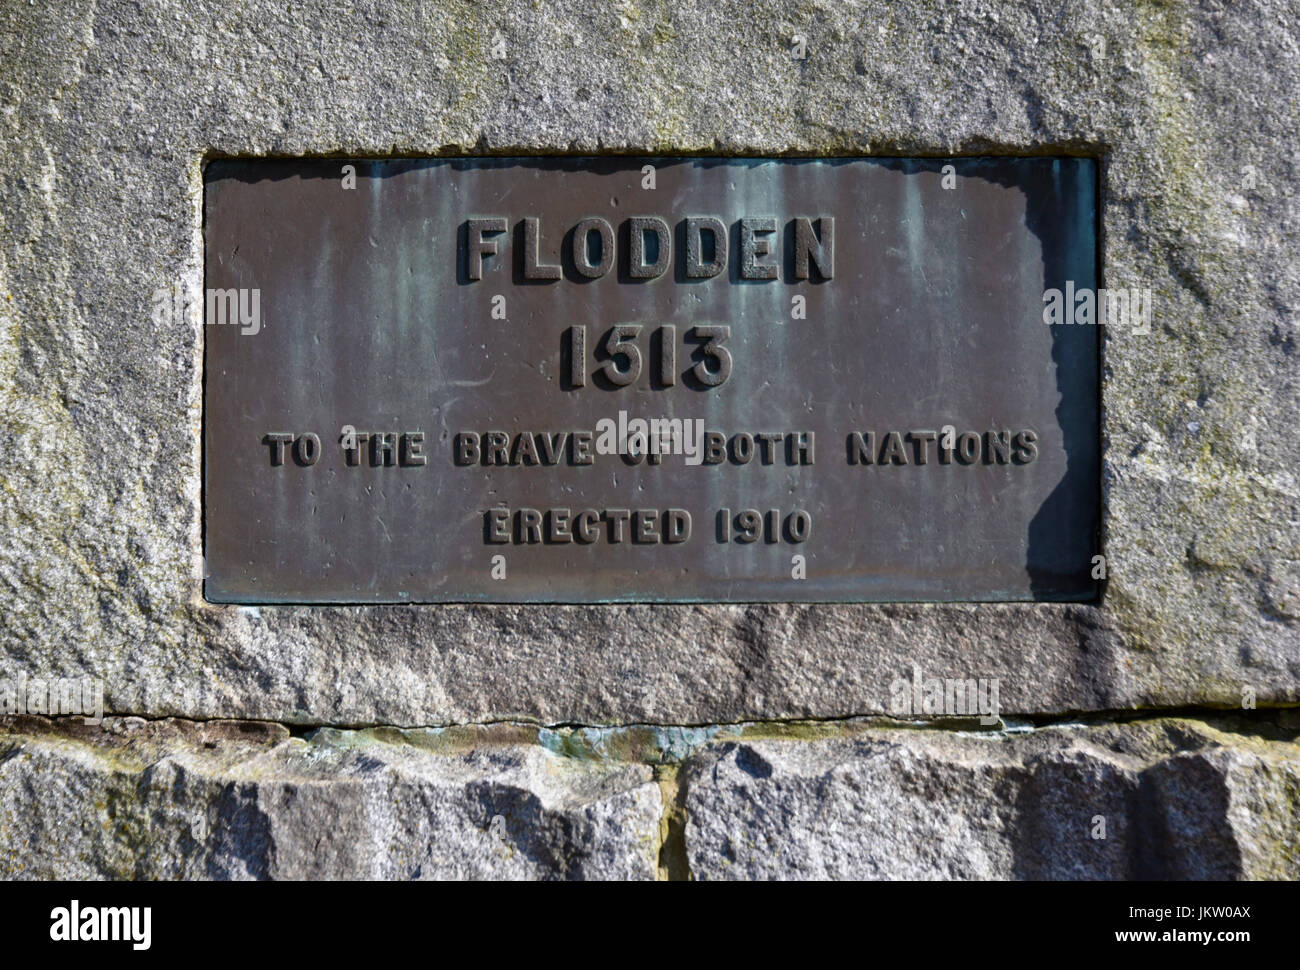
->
[1018,157,1102,602]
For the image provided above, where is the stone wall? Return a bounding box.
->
[1,0,1296,878]
[3,713,1297,879]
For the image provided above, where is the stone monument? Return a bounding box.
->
[1,0,1296,880]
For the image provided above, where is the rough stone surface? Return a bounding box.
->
[0,0,1295,727]
[1,0,1298,883]
[683,716,1300,880]
[3,714,1295,880]
[0,716,661,880]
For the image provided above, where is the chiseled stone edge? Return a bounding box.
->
[1,712,1295,880]
[0,715,663,880]
[683,715,1300,880]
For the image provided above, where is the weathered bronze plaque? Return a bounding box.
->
[204,157,1098,603]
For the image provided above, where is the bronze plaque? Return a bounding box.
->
[203,157,1099,603]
